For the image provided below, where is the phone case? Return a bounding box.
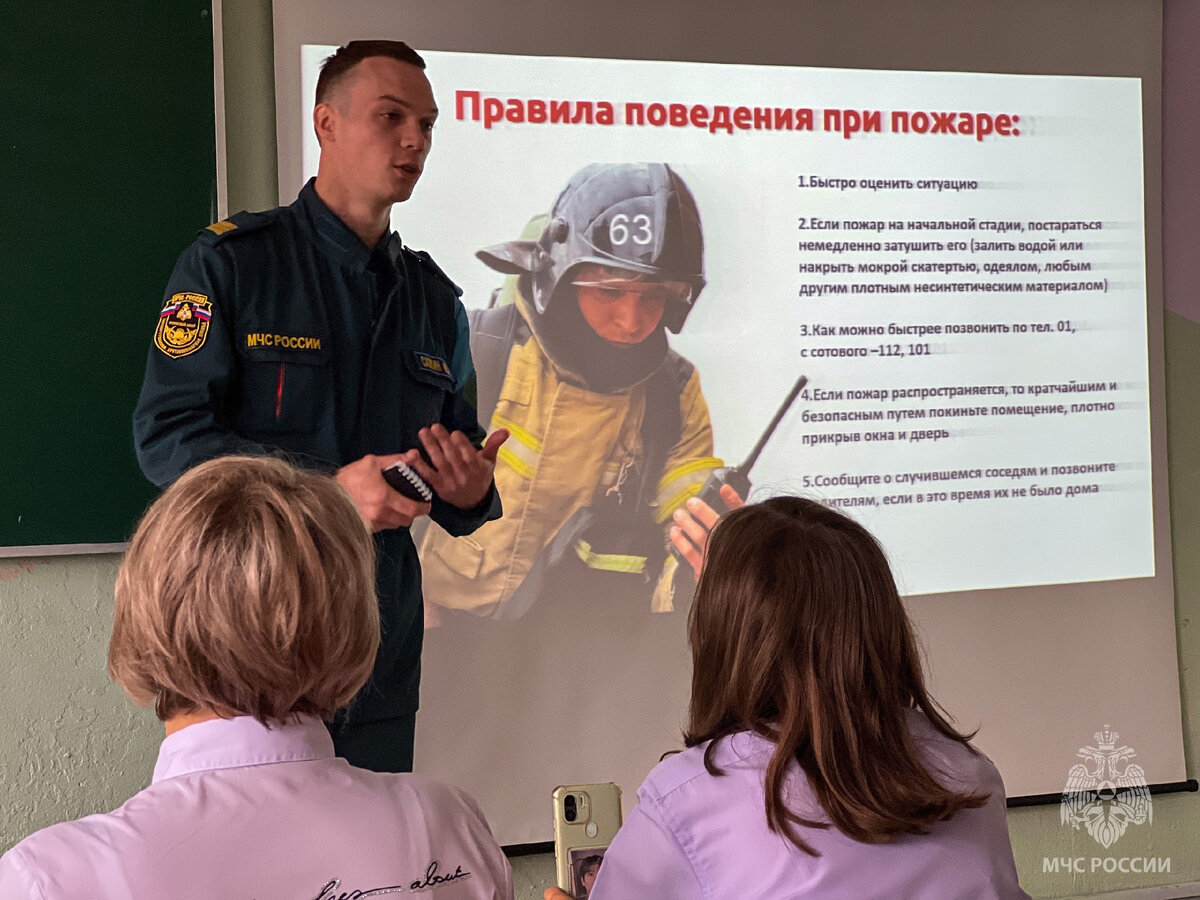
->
[552,782,623,895]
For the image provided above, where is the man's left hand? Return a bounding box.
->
[412,424,509,510]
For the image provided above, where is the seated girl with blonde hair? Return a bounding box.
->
[0,456,513,899]
[549,495,1028,899]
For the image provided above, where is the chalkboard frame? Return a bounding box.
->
[1,2,218,554]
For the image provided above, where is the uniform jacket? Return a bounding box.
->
[419,294,719,617]
[0,716,514,899]
[589,711,1029,899]
[132,180,500,719]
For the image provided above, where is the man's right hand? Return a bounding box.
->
[336,452,432,532]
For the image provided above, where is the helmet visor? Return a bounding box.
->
[569,275,693,308]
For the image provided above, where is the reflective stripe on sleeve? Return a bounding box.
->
[492,415,542,480]
[654,456,723,523]
[574,540,647,574]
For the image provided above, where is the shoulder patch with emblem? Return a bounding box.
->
[154,292,213,358]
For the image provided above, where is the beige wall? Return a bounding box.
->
[2,2,1196,896]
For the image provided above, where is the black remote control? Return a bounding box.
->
[381,461,433,502]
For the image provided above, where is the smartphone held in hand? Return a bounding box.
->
[552,782,622,898]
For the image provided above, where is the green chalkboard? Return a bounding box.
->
[1,3,216,551]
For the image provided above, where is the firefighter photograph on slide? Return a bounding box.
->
[419,162,729,622]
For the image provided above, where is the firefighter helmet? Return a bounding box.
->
[477,162,705,333]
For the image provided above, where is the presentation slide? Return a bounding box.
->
[303,48,1151,597]
[298,47,1153,841]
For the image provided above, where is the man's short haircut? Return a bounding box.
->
[578,855,603,875]
[108,455,379,724]
[316,40,426,106]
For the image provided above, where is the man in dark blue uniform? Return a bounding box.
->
[132,41,506,772]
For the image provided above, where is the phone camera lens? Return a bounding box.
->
[564,794,577,822]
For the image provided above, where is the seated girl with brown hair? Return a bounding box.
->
[549,494,1028,899]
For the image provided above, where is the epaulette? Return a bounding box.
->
[197,209,276,244]
[406,247,463,297]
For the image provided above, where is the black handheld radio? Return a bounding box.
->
[675,373,808,556]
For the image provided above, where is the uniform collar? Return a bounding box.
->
[296,178,404,273]
[151,714,335,784]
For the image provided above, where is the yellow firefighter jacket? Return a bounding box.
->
[418,308,721,618]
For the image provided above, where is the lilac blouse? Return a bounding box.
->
[0,715,513,899]
[590,711,1029,899]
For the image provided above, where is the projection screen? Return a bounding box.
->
[274,0,1182,844]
